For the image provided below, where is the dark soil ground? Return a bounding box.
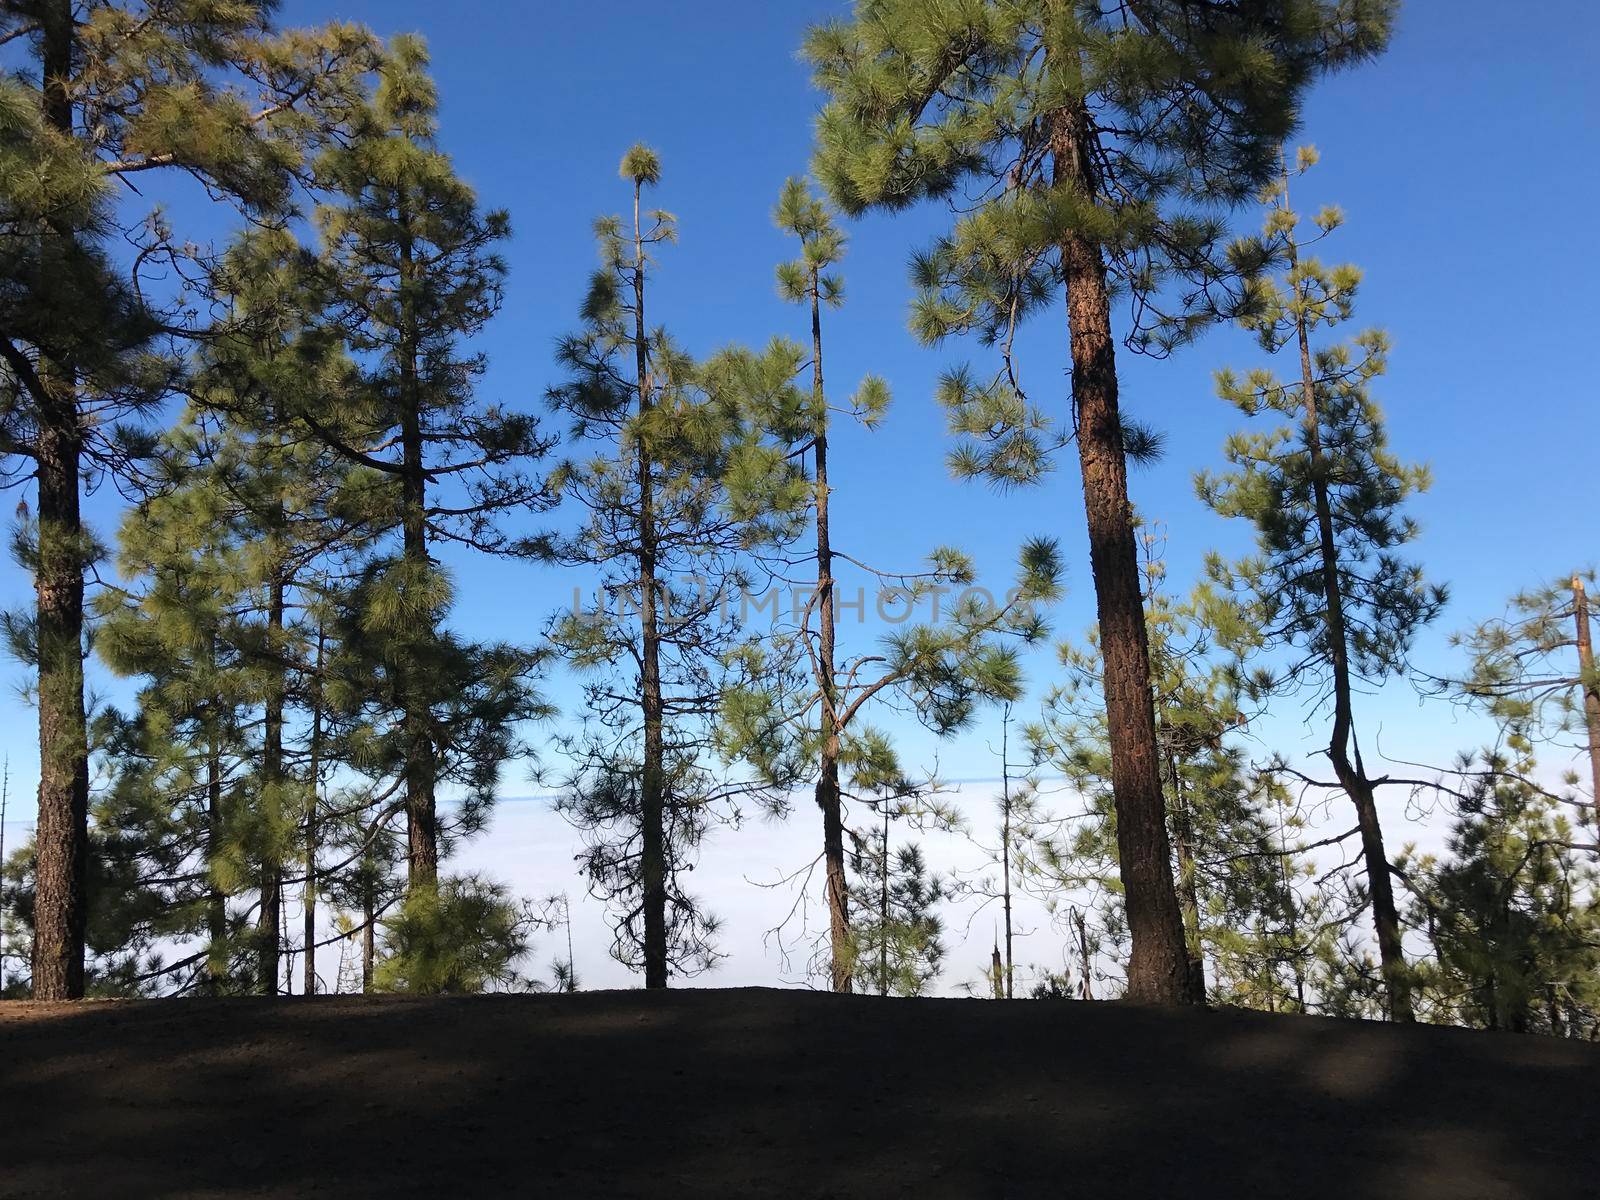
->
[1,987,1594,1198]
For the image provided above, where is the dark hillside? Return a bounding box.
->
[1,989,1591,1198]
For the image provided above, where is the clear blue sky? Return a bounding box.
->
[3,0,1597,857]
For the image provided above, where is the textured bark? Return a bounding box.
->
[632,179,668,990]
[1572,576,1600,840]
[1288,229,1412,1022]
[30,0,88,1003]
[809,265,852,995]
[32,375,87,1001]
[0,762,9,993]
[818,764,851,994]
[1050,103,1194,1005]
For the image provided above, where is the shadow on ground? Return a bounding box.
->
[1,988,1592,1198]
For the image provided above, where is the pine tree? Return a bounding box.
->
[946,705,1045,1002]
[1449,571,1600,840]
[992,703,1023,999]
[1028,527,1296,1003]
[772,176,872,994]
[547,146,791,986]
[804,0,1394,1004]
[848,809,945,997]
[717,178,1060,992]
[93,430,267,994]
[1403,744,1599,1036]
[298,35,554,895]
[93,224,369,995]
[1202,765,1330,1014]
[0,0,375,998]
[372,874,530,994]
[318,808,404,995]
[1196,149,1446,1021]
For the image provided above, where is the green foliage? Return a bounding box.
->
[547,149,786,978]
[288,36,555,894]
[0,0,380,998]
[333,557,550,825]
[847,827,945,997]
[42,37,549,992]
[1,2,378,487]
[308,35,555,559]
[805,0,1394,485]
[773,176,848,312]
[1404,750,1600,1036]
[373,876,529,994]
[1026,530,1309,1002]
[1449,572,1598,765]
[619,142,662,187]
[1196,152,1445,699]
[5,0,1591,1035]
[721,178,1063,800]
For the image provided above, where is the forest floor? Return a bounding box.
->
[1,987,1593,1199]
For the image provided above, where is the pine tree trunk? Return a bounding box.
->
[632,180,668,990]
[1276,789,1307,1010]
[398,223,439,890]
[1169,761,1208,999]
[30,0,88,1003]
[1342,771,1408,1017]
[878,809,889,997]
[32,379,87,1002]
[257,579,285,995]
[206,729,227,992]
[1171,793,1203,998]
[1074,906,1093,1000]
[1049,102,1194,1006]
[1,763,9,994]
[303,628,324,997]
[1000,708,1014,999]
[818,762,850,993]
[361,871,374,995]
[810,271,852,995]
[302,809,316,996]
[1571,576,1600,840]
[1289,235,1412,1022]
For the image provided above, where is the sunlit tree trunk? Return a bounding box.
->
[1050,99,1194,1005]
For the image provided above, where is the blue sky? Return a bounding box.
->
[2,1,1597,986]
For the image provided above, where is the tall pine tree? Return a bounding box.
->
[848,810,946,998]
[1028,527,1296,1002]
[719,177,1059,992]
[299,35,553,895]
[803,0,1394,1003]
[93,221,373,995]
[1196,148,1445,1020]
[0,0,374,998]
[548,146,793,987]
